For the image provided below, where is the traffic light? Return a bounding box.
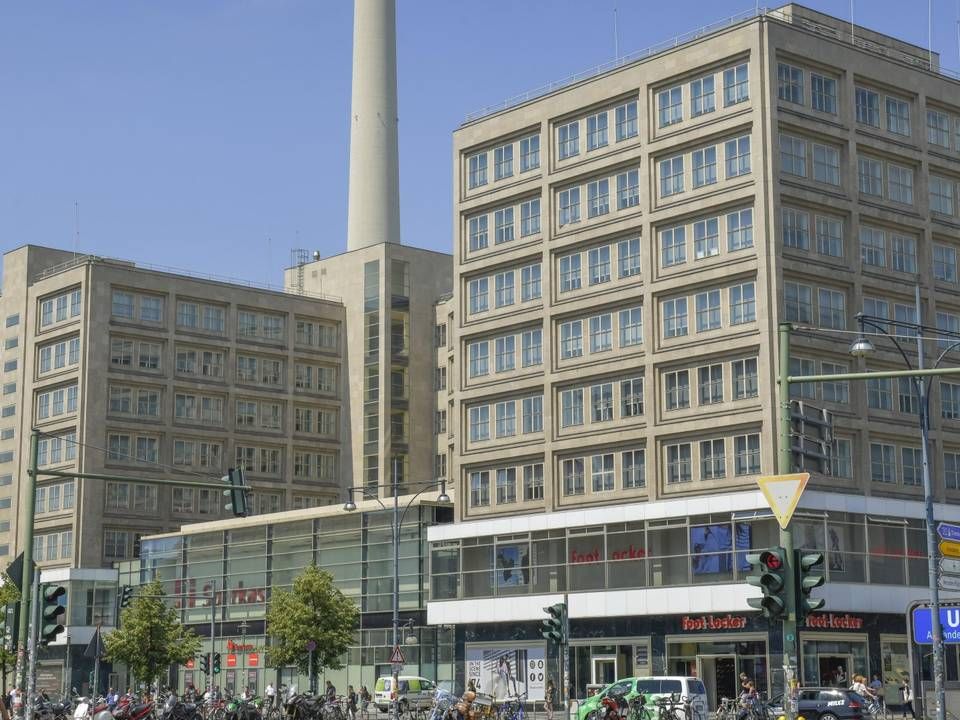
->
[200,654,210,674]
[212,652,222,674]
[745,547,787,620]
[540,602,566,643]
[119,585,135,609]
[796,549,826,620]
[39,584,66,646]
[222,468,250,517]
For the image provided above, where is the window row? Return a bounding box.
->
[36,384,79,421]
[557,168,640,226]
[559,377,644,428]
[468,395,544,442]
[557,306,643,361]
[558,237,641,293]
[467,263,542,315]
[662,358,760,411]
[469,461,548,507]
[659,134,751,199]
[779,133,841,187]
[660,208,754,268]
[657,63,749,128]
[857,155,915,206]
[664,433,761,484]
[33,530,72,562]
[779,207,844,258]
[294,318,339,351]
[38,336,81,375]
[926,108,960,153]
[40,289,82,329]
[661,281,757,338]
[108,385,161,419]
[37,431,78,468]
[467,133,541,189]
[557,100,639,161]
[35,481,75,515]
[777,62,838,114]
[111,289,164,324]
[782,281,847,330]
[105,482,160,512]
[468,327,544,377]
[292,451,338,481]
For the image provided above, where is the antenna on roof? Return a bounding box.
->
[849,0,855,44]
[292,248,310,295]
[929,0,934,69]
[613,6,620,62]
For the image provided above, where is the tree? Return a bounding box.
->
[104,579,201,688]
[0,572,20,694]
[265,564,358,675]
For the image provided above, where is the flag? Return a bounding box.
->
[84,625,104,660]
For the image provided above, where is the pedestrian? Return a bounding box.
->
[834,666,847,688]
[544,679,555,720]
[869,675,884,705]
[325,681,337,702]
[265,682,276,709]
[900,680,915,719]
[359,686,371,717]
[738,673,751,691]
[346,685,357,720]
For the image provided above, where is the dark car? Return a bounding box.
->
[768,688,866,720]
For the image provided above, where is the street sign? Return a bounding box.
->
[388,645,405,665]
[940,575,960,592]
[940,540,960,559]
[913,606,960,643]
[941,558,960,575]
[305,640,317,652]
[938,522,960,543]
[757,473,810,529]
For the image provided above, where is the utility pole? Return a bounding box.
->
[16,431,39,692]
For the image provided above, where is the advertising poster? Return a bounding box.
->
[495,544,529,588]
[465,645,546,701]
[690,523,752,575]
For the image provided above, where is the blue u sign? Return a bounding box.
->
[913,606,960,644]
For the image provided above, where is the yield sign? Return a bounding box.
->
[389,645,405,665]
[757,472,809,529]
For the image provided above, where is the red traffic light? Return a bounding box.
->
[760,550,783,570]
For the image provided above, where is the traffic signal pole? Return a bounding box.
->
[777,324,799,720]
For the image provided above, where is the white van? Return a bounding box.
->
[373,676,437,713]
[634,677,708,720]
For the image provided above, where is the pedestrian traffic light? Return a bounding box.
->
[213,652,222,674]
[540,602,566,643]
[796,549,826,620]
[200,654,210,675]
[222,468,250,517]
[746,547,787,620]
[39,584,66,646]
[118,585,134,609]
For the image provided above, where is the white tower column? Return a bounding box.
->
[346,0,401,250]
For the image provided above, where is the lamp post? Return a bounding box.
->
[342,462,449,720]
[238,620,248,698]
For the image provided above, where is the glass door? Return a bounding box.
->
[697,655,737,711]
[817,654,854,688]
[592,656,617,686]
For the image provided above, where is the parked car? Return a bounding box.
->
[768,688,866,720]
[577,677,708,720]
[374,676,437,713]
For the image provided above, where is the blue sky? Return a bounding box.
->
[1,1,956,285]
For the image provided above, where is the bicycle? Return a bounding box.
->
[713,698,738,720]
[497,693,526,720]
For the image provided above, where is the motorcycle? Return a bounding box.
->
[428,689,457,720]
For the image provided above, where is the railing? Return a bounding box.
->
[464,5,960,124]
[32,253,343,304]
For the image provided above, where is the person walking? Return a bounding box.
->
[899,680,915,719]
[346,686,357,720]
[265,682,276,710]
[325,681,337,703]
[544,679,556,720]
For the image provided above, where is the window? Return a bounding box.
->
[663,298,688,338]
[494,208,514,244]
[811,74,837,113]
[821,362,850,403]
[943,382,960,419]
[661,226,686,267]
[931,177,956,215]
[892,234,918,273]
[591,454,615,492]
[658,86,683,127]
[495,401,516,438]
[780,134,806,177]
[734,434,761,475]
[111,290,135,320]
[522,396,543,433]
[622,449,645,489]
[495,336,515,373]
[141,296,162,322]
[860,227,886,268]
[899,377,921,414]
[815,216,843,257]
[586,112,608,150]
[615,101,638,141]
[494,144,513,180]
[520,135,540,171]
[588,246,611,285]
[560,321,583,359]
[591,382,613,422]
[946,452,960,489]
[665,370,690,410]
[468,215,488,252]
[468,278,488,314]
[733,358,759,399]
[935,245,958,283]
[728,209,754,251]
[495,271,514,308]
[563,458,585,496]
[561,388,583,427]
[587,179,610,218]
[522,329,542,367]
[701,439,725,480]
[177,301,199,328]
[558,121,579,159]
[667,444,692,484]
[619,308,643,347]
[812,144,840,185]
[695,289,722,332]
[724,64,748,106]
[515,265,540,304]
[729,282,756,325]
[468,342,489,378]
[524,463,544,500]
[725,136,750,177]
[659,156,684,197]
[469,471,490,506]
[4,315,17,328]
[694,218,720,259]
[856,87,880,126]
[818,288,846,329]
[558,187,581,226]
[692,147,717,188]
[468,152,487,188]
[589,314,612,353]
[691,74,715,116]
[871,443,896,483]
[469,405,490,442]
[698,364,723,405]
[496,468,517,504]
[520,199,541,236]
[559,254,582,292]
[888,164,914,205]
[858,157,883,196]
[616,169,639,209]
[777,63,803,104]
[613,239,642,281]
[928,110,951,147]
[867,376,893,410]
[886,97,911,136]
[621,377,644,417]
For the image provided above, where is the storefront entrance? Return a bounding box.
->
[593,657,617,686]
[817,655,853,688]
[801,634,868,688]
[697,655,737,708]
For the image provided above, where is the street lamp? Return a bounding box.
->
[342,462,449,720]
[850,308,960,720]
[238,620,248,698]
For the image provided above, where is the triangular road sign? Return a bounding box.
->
[389,645,405,665]
[757,473,809,529]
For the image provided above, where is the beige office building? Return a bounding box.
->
[430,4,960,704]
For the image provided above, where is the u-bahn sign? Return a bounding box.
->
[912,605,960,643]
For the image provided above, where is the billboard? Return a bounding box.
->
[465,644,546,701]
[690,523,752,575]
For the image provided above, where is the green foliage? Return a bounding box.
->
[265,564,358,674]
[0,572,20,608]
[104,579,201,685]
